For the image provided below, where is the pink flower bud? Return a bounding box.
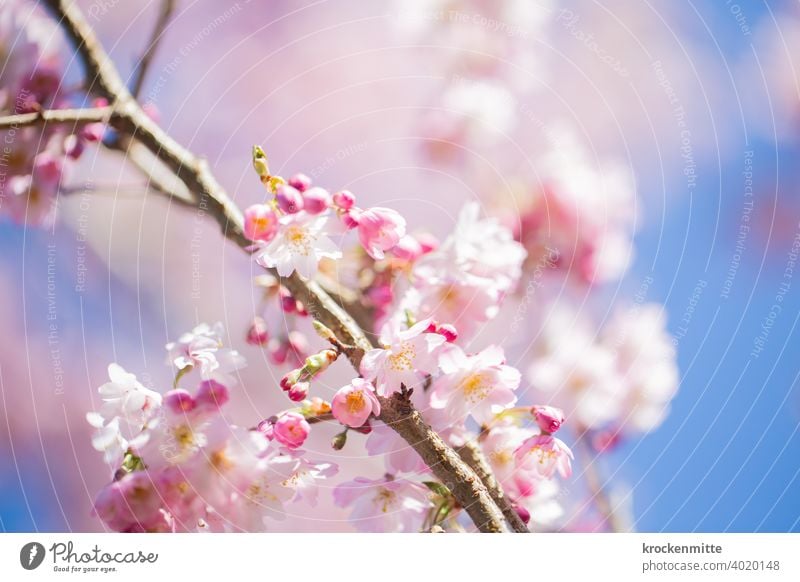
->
[288,173,312,192]
[436,323,458,343]
[243,204,279,242]
[331,378,381,428]
[366,284,393,308]
[164,389,196,414]
[272,411,310,449]
[357,207,407,260]
[531,405,565,434]
[196,380,230,411]
[392,234,423,261]
[514,503,531,525]
[280,369,303,391]
[81,122,104,143]
[246,316,269,346]
[302,187,331,214]
[63,134,85,160]
[415,232,440,254]
[287,381,309,402]
[276,184,304,214]
[332,190,356,210]
[340,208,361,230]
[279,286,298,314]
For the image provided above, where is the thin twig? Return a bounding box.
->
[130,0,176,98]
[0,106,112,130]
[43,0,510,533]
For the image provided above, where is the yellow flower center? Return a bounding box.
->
[462,373,490,403]
[374,487,397,513]
[388,342,416,371]
[286,225,313,256]
[346,390,366,414]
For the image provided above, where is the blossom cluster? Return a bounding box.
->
[87,323,338,532]
[0,0,103,225]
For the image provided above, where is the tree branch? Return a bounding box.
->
[0,106,112,130]
[456,440,529,532]
[44,0,510,533]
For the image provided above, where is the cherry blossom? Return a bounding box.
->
[333,476,432,533]
[360,318,446,396]
[254,211,342,278]
[429,345,520,424]
[165,322,245,385]
[514,434,574,480]
[331,378,381,428]
[356,206,407,259]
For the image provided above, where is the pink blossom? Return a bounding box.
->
[196,379,230,411]
[333,476,431,532]
[392,234,424,262]
[302,187,331,214]
[357,207,407,259]
[288,173,312,192]
[243,204,279,242]
[331,378,381,427]
[164,389,197,414]
[287,381,309,402]
[271,412,310,449]
[166,322,246,385]
[90,363,162,426]
[360,318,446,396]
[429,345,520,424]
[332,189,356,210]
[365,423,426,474]
[276,184,304,214]
[254,212,341,278]
[514,434,574,480]
[94,471,172,533]
[532,405,565,434]
[246,316,269,346]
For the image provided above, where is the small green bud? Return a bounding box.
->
[252,145,270,178]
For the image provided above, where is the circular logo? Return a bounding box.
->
[19,542,46,570]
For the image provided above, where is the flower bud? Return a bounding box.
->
[164,389,196,414]
[416,232,440,254]
[276,184,304,214]
[196,379,230,410]
[437,323,458,343]
[287,381,309,402]
[244,204,279,242]
[514,503,531,525]
[64,134,85,160]
[288,172,312,192]
[279,286,298,313]
[252,145,270,179]
[332,189,356,210]
[331,429,348,451]
[272,411,310,449]
[246,316,270,346]
[531,405,565,434]
[340,208,361,229]
[304,349,338,376]
[303,187,331,214]
[280,369,304,391]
